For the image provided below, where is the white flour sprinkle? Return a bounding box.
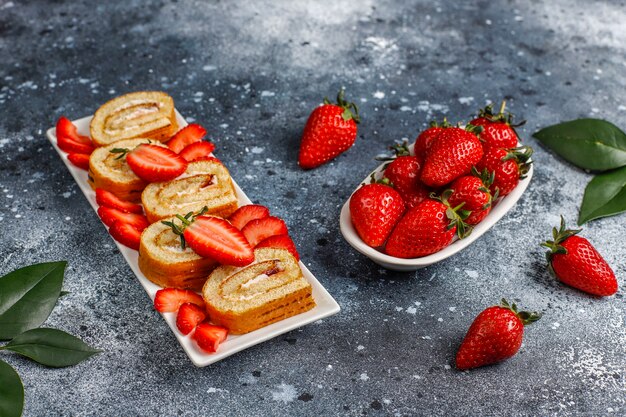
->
[271,383,297,403]
[373,91,385,99]
[465,270,479,279]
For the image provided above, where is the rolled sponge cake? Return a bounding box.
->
[89,91,178,147]
[202,248,316,334]
[138,218,219,291]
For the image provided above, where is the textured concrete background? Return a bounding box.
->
[0,0,624,416]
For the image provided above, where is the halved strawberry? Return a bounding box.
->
[97,206,149,230]
[95,188,143,214]
[255,234,300,261]
[109,220,142,250]
[154,288,205,313]
[67,153,90,170]
[183,216,254,266]
[167,124,207,153]
[228,204,270,230]
[179,141,216,162]
[126,144,188,183]
[56,117,95,154]
[193,322,228,353]
[176,303,207,335]
[241,216,288,247]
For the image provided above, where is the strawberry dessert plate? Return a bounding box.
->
[46,110,340,367]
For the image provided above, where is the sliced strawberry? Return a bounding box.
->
[97,206,149,230]
[67,153,90,170]
[95,188,143,214]
[179,141,216,162]
[154,288,205,313]
[109,220,142,250]
[183,216,254,266]
[167,124,207,153]
[255,234,300,261]
[241,216,288,247]
[228,204,271,230]
[126,144,188,183]
[56,117,95,154]
[193,322,228,353]
[176,303,207,335]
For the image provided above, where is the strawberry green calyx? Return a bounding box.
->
[540,215,582,263]
[431,189,473,239]
[478,101,526,127]
[503,146,534,178]
[429,117,452,129]
[324,89,360,123]
[470,166,499,206]
[464,123,484,137]
[161,206,209,249]
[376,140,411,162]
[499,298,541,325]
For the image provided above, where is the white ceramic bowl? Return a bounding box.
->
[339,145,533,271]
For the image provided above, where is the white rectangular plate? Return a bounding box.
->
[46,111,340,367]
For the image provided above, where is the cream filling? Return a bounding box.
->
[241,273,270,289]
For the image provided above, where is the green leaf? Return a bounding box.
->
[533,119,626,171]
[0,359,23,417]
[0,262,66,340]
[578,166,626,225]
[1,328,102,368]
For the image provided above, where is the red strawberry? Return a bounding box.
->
[447,169,497,225]
[108,220,142,250]
[95,188,143,214]
[420,126,484,187]
[154,288,205,313]
[381,142,430,209]
[476,146,532,196]
[183,216,254,266]
[349,181,405,248]
[456,299,541,370]
[193,322,228,353]
[167,124,207,153]
[255,234,300,261]
[298,90,360,169]
[228,204,270,230]
[413,119,451,159]
[385,193,470,258]
[125,144,188,182]
[97,206,149,230]
[541,217,618,296]
[56,117,95,154]
[242,216,289,247]
[176,303,207,335]
[67,153,90,170]
[470,101,522,150]
[179,141,216,162]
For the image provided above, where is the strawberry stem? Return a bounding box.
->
[432,190,473,239]
[323,89,360,124]
[540,215,582,263]
[499,298,541,325]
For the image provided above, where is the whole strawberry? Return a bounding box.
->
[385,191,470,258]
[541,216,618,296]
[475,146,532,196]
[349,179,406,248]
[298,90,360,169]
[413,119,451,159]
[456,299,541,370]
[420,126,484,188]
[448,168,497,225]
[470,101,523,150]
[381,141,430,209]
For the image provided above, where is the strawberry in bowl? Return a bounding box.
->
[339,107,534,271]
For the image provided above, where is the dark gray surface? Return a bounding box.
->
[1,0,624,415]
